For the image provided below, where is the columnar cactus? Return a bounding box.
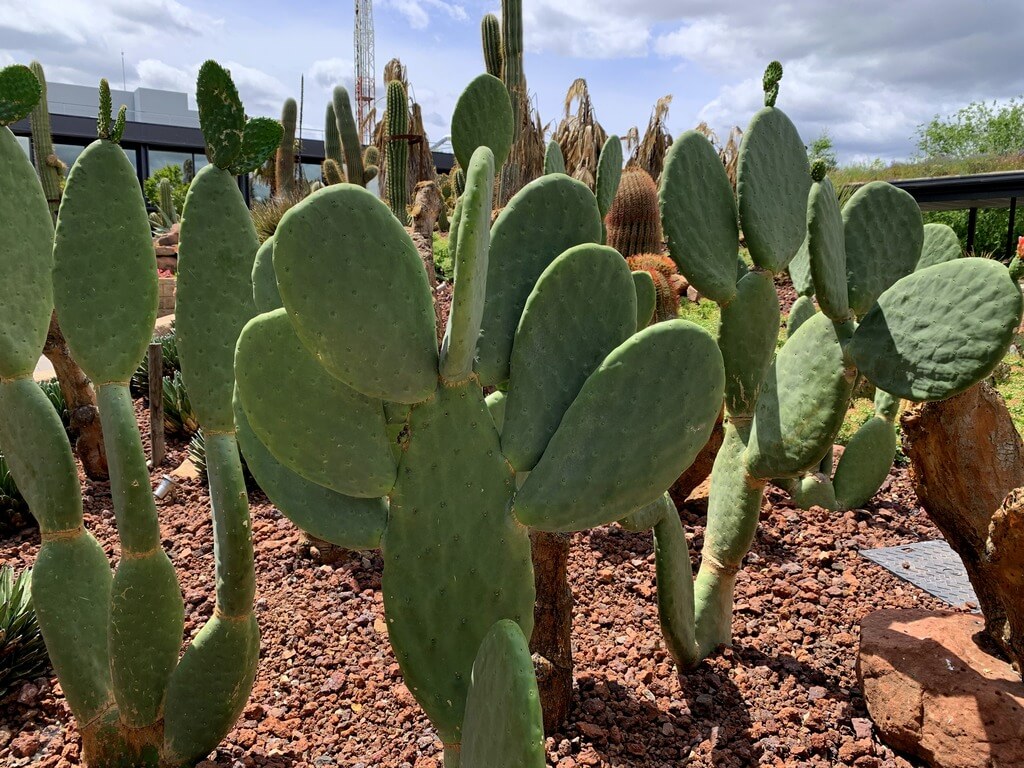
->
[385,79,410,220]
[322,157,345,185]
[606,168,663,257]
[332,86,376,187]
[28,61,61,217]
[0,65,278,767]
[275,97,297,197]
[500,0,524,140]
[481,13,502,78]
[235,75,723,766]
[543,139,566,175]
[324,101,343,166]
[649,62,1022,666]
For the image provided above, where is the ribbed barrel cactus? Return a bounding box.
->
[0,65,279,767]
[235,74,723,767]
[648,61,1022,666]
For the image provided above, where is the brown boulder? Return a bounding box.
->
[858,609,1024,768]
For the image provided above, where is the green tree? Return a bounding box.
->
[807,129,838,171]
[915,98,1024,158]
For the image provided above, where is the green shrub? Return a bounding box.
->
[433,233,453,281]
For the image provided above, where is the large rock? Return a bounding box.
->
[858,609,1024,768]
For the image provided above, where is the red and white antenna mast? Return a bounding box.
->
[354,0,376,146]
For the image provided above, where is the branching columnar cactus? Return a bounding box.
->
[0,65,277,767]
[275,97,297,197]
[235,75,723,766]
[385,79,410,220]
[645,62,1022,667]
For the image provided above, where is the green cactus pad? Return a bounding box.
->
[235,309,395,498]
[485,389,506,432]
[440,147,495,382]
[618,492,669,532]
[632,270,657,329]
[787,473,838,510]
[233,394,386,549]
[717,270,780,416]
[502,244,636,471]
[736,107,811,273]
[544,140,566,175]
[843,181,924,316]
[382,383,534,744]
[451,73,514,172]
[874,388,900,421]
[651,494,701,668]
[918,222,961,270]
[595,135,623,218]
[274,185,439,404]
[0,128,56,378]
[31,534,114,722]
[53,140,157,384]
[806,177,850,320]
[163,614,260,766]
[228,117,284,176]
[787,294,816,339]
[849,258,1022,401]
[0,64,42,125]
[746,313,855,479]
[515,320,725,531]
[177,166,259,431]
[196,61,244,169]
[660,131,740,303]
[788,234,813,297]
[251,237,283,313]
[832,416,897,510]
[461,620,545,768]
[476,175,603,386]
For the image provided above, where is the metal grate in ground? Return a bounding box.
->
[859,539,980,612]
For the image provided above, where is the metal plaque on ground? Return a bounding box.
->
[859,539,980,612]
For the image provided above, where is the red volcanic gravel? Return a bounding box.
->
[0,403,943,767]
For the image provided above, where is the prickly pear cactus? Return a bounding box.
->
[653,62,1023,668]
[0,65,277,767]
[235,76,724,766]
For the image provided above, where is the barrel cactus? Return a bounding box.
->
[235,74,723,766]
[606,167,663,257]
[0,66,278,766]
[649,61,1022,666]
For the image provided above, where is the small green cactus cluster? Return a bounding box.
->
[236,72,722,767]
[385,78,410,220]
[0,61,277,766]
[642,61,1022,667]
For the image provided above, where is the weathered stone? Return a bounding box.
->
[859,609,1024,768]
[901,382,1024,672]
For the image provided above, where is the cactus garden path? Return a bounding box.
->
[1,399,947,768]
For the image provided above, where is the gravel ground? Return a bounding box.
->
[0,403,949,768]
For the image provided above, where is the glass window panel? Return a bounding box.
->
[15,134,30,160]
[54,142,85,170]
[148,149,193,177]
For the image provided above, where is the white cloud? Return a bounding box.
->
[309,58,354,90]
[380,0,467,30]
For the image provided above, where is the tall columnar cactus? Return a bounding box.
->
[28,61,62,218]
[275,97,297,197]
[648,61,1022,667]
[332,86,376,187]
[385,79,410,220]
[324,101,343,166]
[500,0,524,140]
[606,168,663,257]
[0,68,276,767]
[235,75,723,766]
[155,177,179,226]
[481,13,502,78]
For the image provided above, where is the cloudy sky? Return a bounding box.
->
[1,0,1022,164]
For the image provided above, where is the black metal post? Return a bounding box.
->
[966,207,978,255]
[1007,197,1018,262]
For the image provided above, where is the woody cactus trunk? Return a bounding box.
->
[27,60,108,480]
[0,64,279,767]
[236,73,724,765]
[647,62,1021,667]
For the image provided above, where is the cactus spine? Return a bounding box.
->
[235,76,724,764]
[275,97,297,197]
[28,61,61,218]
[385,79,409,221]
[651,61,1022,669]
[481,13,502,77]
